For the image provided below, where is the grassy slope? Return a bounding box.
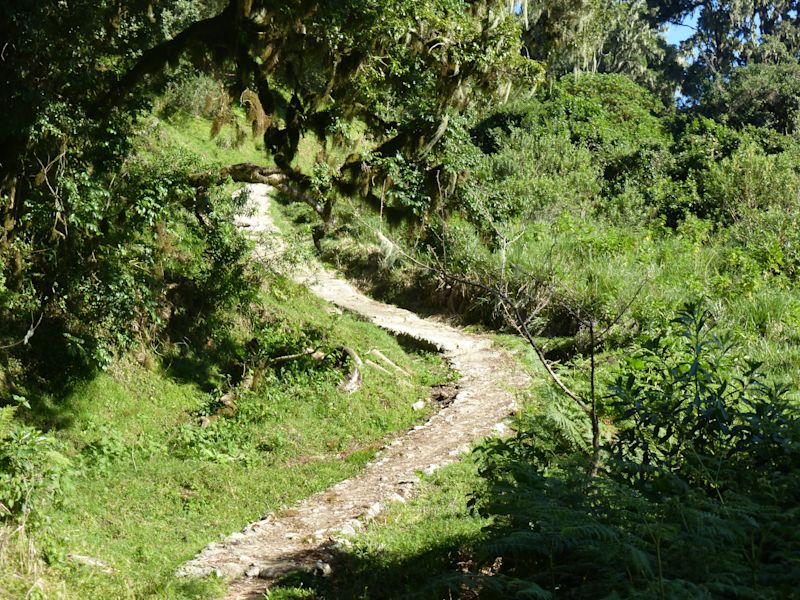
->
[43,281,449,599]
[0,115,452,599]
[315,188,800,399]
[262,122,800,600]
[151,113,267,166]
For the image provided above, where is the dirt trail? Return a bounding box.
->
[177,184,530,599]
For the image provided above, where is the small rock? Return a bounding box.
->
[332,537,353,550]
[314,560,333,577]
[245,564,261,578]
[388,492,406,504]
[448,445,470,457]
[365,502,383,520]
[67,553,114,574]
[337,519,363,536]
[412,400,426,411]
[492,422,510,435]
[423,463,439,475]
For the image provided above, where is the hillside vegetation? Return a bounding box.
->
[2,1,800,598]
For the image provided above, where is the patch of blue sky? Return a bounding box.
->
[663,8,698,46]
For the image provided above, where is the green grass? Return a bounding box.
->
[263,333,556,600]
[142,112,267,168]
[17,279,451,599]
[0,110,455,598]
[267,459,490,600]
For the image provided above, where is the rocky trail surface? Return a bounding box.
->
[177,184,531,599]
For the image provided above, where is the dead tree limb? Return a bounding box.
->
[367,348,411,377]
[338,346,363,394]
[91,3,237,118]
[190,163,327,217]
[426,263,590,413]
[267,347,325,365]
[0,312,43,350]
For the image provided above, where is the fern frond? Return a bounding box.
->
[559,523,621,542]
[505,579,553,599]
[481,530,551,558]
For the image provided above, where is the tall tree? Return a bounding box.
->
[652,0,800,99]
[514,0,672,98]
[0,1,533,362]
[2,0,532,233]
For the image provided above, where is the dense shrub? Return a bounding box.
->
[702,59,800,134]
[0,408,72,523]
[463,305,800,599]
[700,142,800,224]
[452,74,674,227]
[0,131,258,390]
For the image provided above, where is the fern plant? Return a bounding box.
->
[610,302,799,494]
[456,303,800,599]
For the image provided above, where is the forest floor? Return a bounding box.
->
[177,184,531,599]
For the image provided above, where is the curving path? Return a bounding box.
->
[177,184,531,599]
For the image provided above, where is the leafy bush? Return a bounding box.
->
[460,305,800,599]
[157,73,224,119]
[701,59,800,134]
[701,142,800,224]
[78,422,165,472]
[1,106,260,391]
[0,408,72,522]
[611,303,798,492]
[171,419,253,464]
[454,74,673,226]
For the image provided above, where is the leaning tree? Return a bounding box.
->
[2,0,537,244]
[0,0,537,362]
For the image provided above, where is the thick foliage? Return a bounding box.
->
[0,0,535,394]
[0,407,72,523]
[0,1,252,387]
[611,304,798,492]
[464,306,800,599]
[372,74,800,347]
[2,141,257,388]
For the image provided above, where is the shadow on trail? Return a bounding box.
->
[259,534,480,600]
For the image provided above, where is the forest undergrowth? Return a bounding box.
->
[269,72,800,599]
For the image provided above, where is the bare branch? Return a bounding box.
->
[394,245,591,415]
[596,280,647,342]
[338,346,363,394]
[267,347,324,365]
[190,163,327,216]
[0,313,44,350]
[90,3,236,117]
